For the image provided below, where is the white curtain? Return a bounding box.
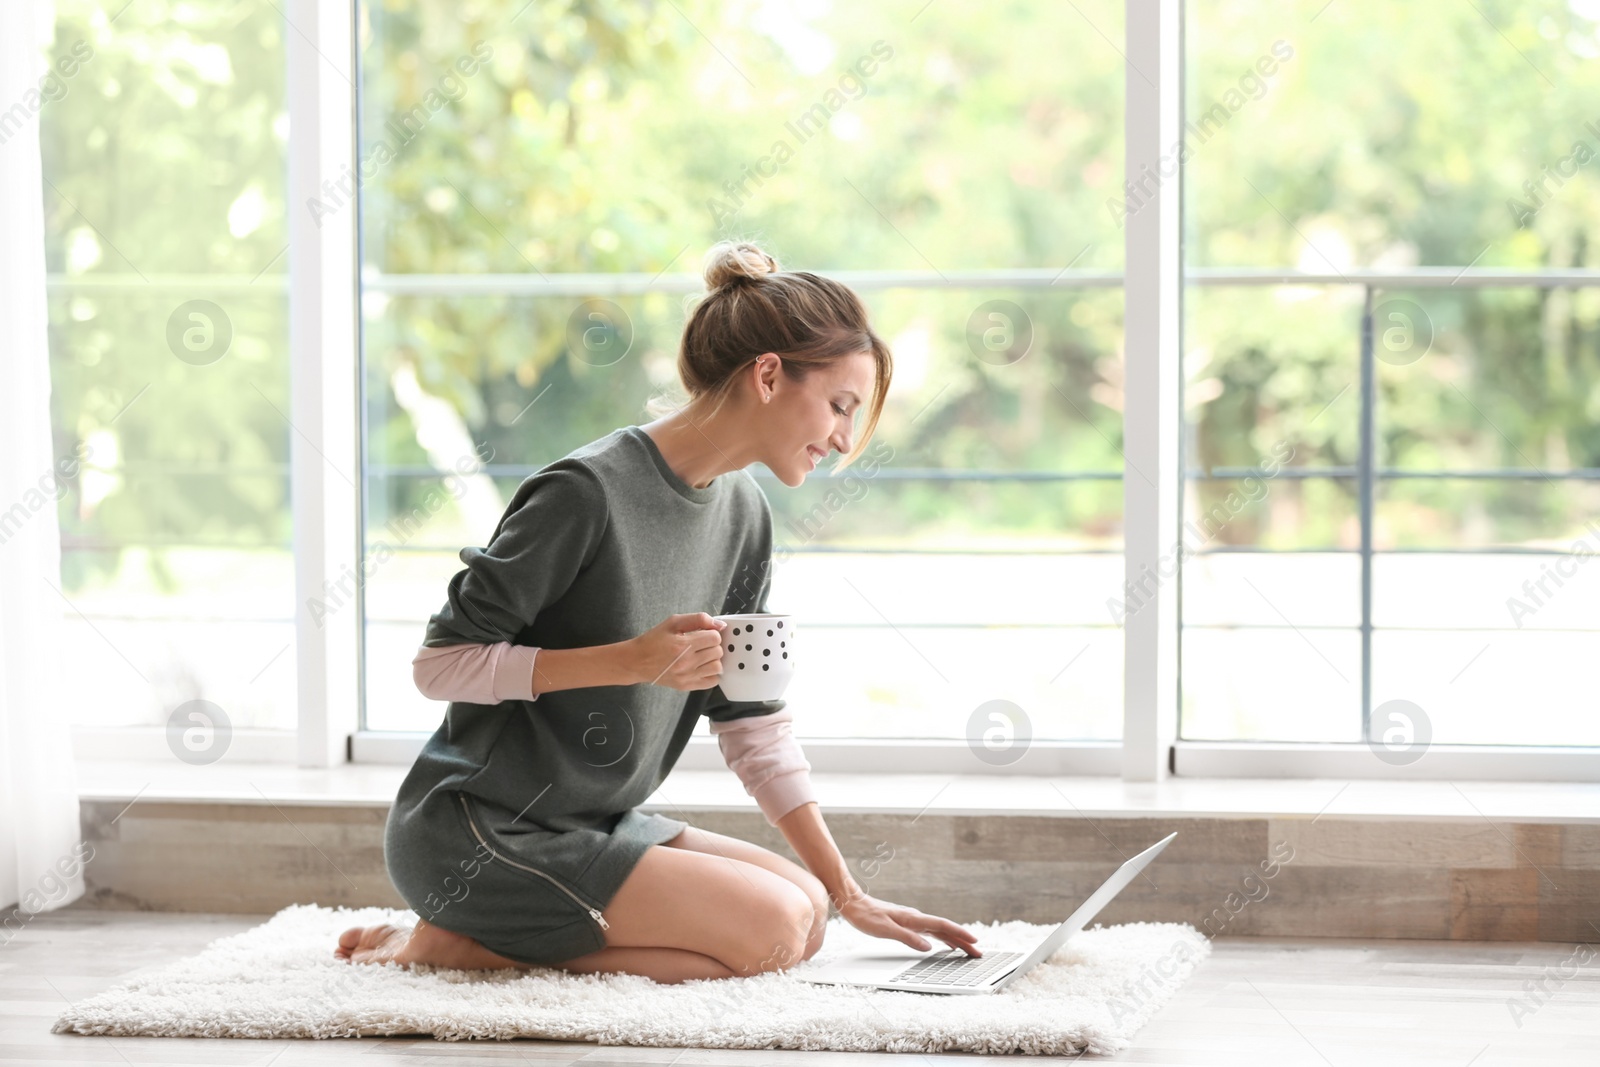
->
[0,0,85,923]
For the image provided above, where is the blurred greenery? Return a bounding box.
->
[34,0,1600,743]
[42,2,290,591]
[43,0,1600,573]
[355,0,1130,552]
[1185,0,1600,548]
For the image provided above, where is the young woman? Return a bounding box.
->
[337,241,981,984]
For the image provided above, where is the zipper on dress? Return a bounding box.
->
[456,792,611,931]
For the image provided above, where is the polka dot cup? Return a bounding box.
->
[712,613,796,702]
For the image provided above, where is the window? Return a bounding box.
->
[355,0,1128,747]
[41,1,295,751]
[39,0,1599,776]
[1181,0,1600,748]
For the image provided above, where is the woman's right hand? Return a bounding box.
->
[627,613,729,691]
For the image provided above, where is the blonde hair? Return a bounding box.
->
[644,240,892,472]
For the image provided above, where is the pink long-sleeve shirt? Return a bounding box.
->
[412,643,817,827]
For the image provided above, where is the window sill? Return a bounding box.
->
[349,732,1122,775]
[73,756,1600,823]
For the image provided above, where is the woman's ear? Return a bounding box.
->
[754,352,780,402]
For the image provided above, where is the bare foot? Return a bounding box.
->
[335,916,527,971]
[335,921,412,964]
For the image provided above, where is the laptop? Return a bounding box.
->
[797,831,1177,995]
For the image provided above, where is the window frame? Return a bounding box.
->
[63,0,1600,782]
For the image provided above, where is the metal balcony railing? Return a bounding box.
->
[46,265,1600,739]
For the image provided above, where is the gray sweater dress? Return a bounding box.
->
[383,424,788,966]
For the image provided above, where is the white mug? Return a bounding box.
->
[713,613,796,701]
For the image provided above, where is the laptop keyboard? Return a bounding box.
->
[887,949,1023,988]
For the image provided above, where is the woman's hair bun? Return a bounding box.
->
[703,240,779,290]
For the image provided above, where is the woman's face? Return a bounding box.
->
[761,350,876,488]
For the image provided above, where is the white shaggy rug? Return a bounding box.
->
[52,904,1209,1056]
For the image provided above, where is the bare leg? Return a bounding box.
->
[657,825,832,962]
[335,916,529,971]
[558,946,736,982]
[334,917,739,983]
[549,832,823,983]
[339,826,828,984]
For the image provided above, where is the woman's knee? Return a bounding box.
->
[726,880,817,975]
[796,873,830,961]
[653,825,831,963]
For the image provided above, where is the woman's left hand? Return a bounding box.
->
[834,888,982,956]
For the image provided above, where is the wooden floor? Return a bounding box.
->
[3,910,1597,1066]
